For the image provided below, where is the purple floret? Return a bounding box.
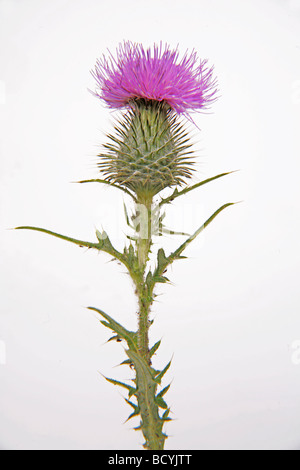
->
[91,41,218,115]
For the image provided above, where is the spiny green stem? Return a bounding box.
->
[127,350,165,450]
[136,284,151,365]
[135,197,153,270]
[15,198,236,451]
[132,194,168,449]
[135,196,153,365]
[89,306,169,450]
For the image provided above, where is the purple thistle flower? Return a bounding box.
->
[91,41,218,116]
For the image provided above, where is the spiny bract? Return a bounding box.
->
[98,99,195,198]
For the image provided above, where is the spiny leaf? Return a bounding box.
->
[106,334,122,343]
[126,411,140,422]
[120,358,133,366]
[124,399,140,422]
[155,396,168,409]
[146,270,153,288]
[149,340,161,358]
[14,226,99,250]
[100,320,110,329]
[76,178,137,202]
[151,202,237,282]
[154,360,172,384]
[124,398,139,411]
[95,230,115,253]
[170,202,237,261]
[159,171,238,206]
[123,243,138,270]
[88,306,138,351]
[157,384,171,398]
[157,248,169,271]
[103,376,136,397]
[162,408,172,422]
[173,254,187,260]
[153,275,169,284]
[14,226,132,274]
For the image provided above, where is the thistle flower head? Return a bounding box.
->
[91,41,217,116]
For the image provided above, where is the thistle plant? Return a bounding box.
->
[16,42,237,450]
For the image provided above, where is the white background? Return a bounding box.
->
[1,0,300,450]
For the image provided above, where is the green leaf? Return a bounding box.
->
[126,411,140,422]
[170,202,237,261]
[157,248,169,272]
[14,226,99,250]
[95,230,116,253]
[124,399,140,422]
[119,358,133,366]
[124,398,139,410]
[154,360,172,384]
[159,171,238,206]
[155,395,168,409]
[103,376,136,397]
[151,202,237,282]
[153,275,169,284]
[76,178,137,202]
[123,243,138,270]
[14,226,132,274]
[145,270,153,287]
[157,384,171,398]
[162,408,172,422]
[149,340,161,358]
[88,306,138,352]
[106,334,122,343]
